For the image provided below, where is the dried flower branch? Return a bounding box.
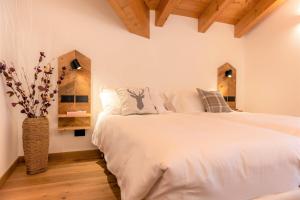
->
[0,52,66,118]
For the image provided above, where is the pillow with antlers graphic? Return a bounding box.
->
[117,87,158,116]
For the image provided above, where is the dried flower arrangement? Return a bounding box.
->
[0,52,66,118]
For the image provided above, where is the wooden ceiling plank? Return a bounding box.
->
[107,0,150,38]
[198,0,234,33]
[155,0,182,26]
[144,0,160,9]
[234,0,285,38]
[172,8,200,19]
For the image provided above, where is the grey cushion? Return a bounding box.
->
[196,89,232,113]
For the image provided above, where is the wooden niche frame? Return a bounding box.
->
[217,63,237,110]
[57,50,91,131]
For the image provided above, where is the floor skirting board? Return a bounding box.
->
[0,149,101,189]
[0,158,19,189]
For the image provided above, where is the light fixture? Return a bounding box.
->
[297,4,300,16]
[225,69,232,78]
[70,59,82,70]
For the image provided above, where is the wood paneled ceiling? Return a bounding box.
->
[107,0,285,38]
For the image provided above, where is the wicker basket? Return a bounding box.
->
[22,117,49,175]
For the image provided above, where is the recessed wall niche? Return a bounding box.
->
[217,63,236,110]
[57,50,91,131]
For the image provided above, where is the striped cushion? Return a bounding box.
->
[197,89,232,113]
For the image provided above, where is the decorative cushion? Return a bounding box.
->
[117,87,158,115]
[196,89,232,113]
[149,89,168,113]
[164,89,205,113]
[99,88,121,115]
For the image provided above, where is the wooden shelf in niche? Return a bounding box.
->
[58,114,91,118]
[58,126,91,131]
[58,50,91,132]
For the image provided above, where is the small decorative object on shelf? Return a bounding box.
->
[66,111,87,117]
[0,52,66,175]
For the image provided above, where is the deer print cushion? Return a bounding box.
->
[117,87,158,116]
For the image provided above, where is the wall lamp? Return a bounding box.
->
[225,69,233,78]
[70,59,82,70]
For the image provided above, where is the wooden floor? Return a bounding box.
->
[0,158,121,200]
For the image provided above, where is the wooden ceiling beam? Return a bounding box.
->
[107,0,150,38]
[144,0,160,9]
[155,0,182,27]
[234,0,285,38]
[198,0,234,33]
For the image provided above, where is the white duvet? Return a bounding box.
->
[198,112,300,137]
[92,113,300,200]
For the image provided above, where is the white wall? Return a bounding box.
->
[0,0,19,177]
[0,83,18,178]
[1,0,298,161]
[10,0,246,154]
[243,0,300,116]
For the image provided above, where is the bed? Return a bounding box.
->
[92,112,300,200]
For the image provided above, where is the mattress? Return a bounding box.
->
[92,113,300,200]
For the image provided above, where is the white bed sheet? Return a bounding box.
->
[92,113,300,200]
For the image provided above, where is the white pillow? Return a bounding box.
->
[117,87,158,116]
[149,89,168,113]
[165,89,205,113]
[99,88,121,115]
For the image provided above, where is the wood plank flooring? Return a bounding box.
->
[0,158,121,200]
